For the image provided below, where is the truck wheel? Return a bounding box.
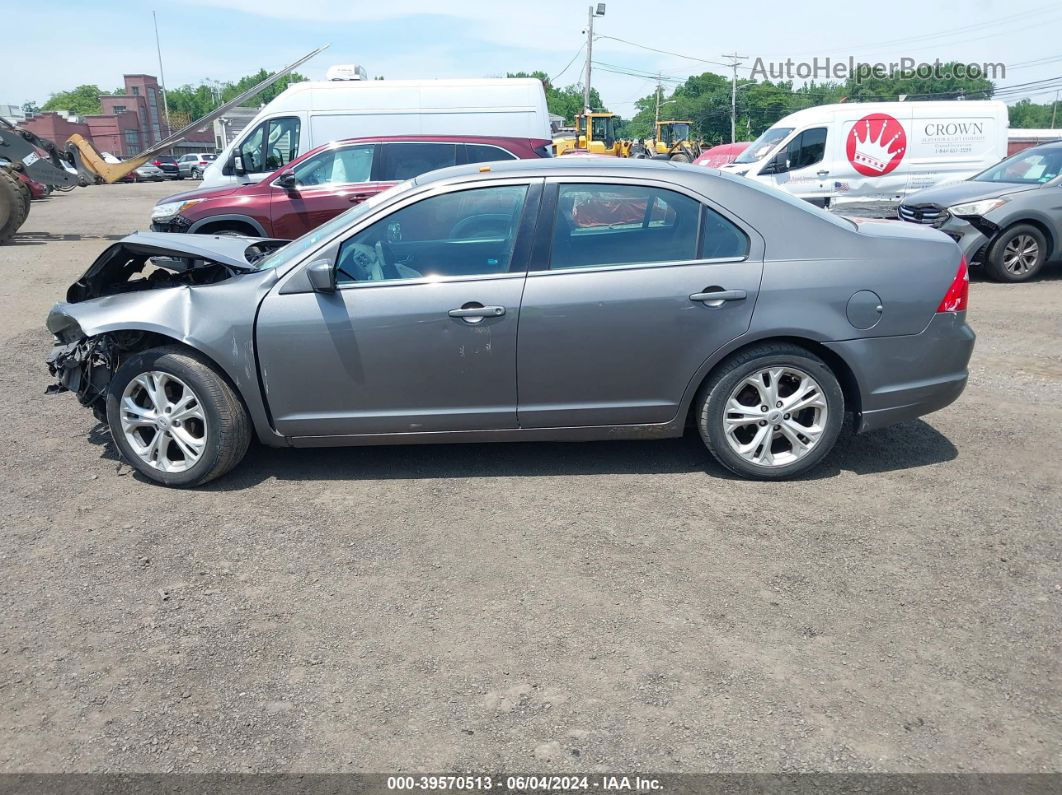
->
[696,343,845,479]
[984,224,1047,282]
[0,170,29,245]
[106,346,252,487]
[669,153,691,163]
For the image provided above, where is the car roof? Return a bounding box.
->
[412,155,696,186]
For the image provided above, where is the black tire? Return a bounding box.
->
[191,168,201,179]
[696,343,845,479]
[0,169,29,245]
[983,223,1048,282]
[669,153,691,163]
[106,346,251,487]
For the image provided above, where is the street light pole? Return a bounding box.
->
[582,4,605,115]
[152,10,171,142]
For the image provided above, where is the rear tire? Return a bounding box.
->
[983,223,1047,282]
[0,169,29,245]
[697,343,845,479]
[106,346,251,487]
[669,153,691,163]
[191,168,201,179]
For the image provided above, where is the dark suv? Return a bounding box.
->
[151,155,180,179]
[150,135,552,239]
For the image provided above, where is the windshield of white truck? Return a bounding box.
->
[734,127,793,164]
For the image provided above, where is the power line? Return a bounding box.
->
[551,44,585,84]
[594,34,749,70]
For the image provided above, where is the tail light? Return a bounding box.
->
[152,160,162,167]
[936,257,969,313]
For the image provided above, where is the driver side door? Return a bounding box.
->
[271,143,388,239]
[255,179,542,438]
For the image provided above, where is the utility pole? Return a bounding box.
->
[1053,89,1060,129]
[582,4,606,115]
[654,73,662,128]
[722,53,747,143]
[152,10,171,142]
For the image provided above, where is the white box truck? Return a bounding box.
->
[202,77,552,188]
[720,100,1009,204]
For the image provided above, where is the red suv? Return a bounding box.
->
[150,135,552,239]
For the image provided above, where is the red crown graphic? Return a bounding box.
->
[852,118,905,174]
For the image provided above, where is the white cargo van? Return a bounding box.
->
[202,77,552,188]
[721,101,1009,204]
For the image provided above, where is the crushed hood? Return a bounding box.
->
[66,231,288,303]
[904,180,1040,207]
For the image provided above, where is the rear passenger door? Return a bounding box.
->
[270,143,386,239]
[516,179,764,428]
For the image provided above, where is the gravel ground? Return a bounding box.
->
[0,183,1059,774]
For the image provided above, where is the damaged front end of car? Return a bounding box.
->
[45,231,287,420]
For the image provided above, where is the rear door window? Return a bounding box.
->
[379,143,458,181]
[549,183,702,269]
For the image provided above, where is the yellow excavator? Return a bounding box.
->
[647,120,701,162]
[554,112,635,157]
[0,46,328,244]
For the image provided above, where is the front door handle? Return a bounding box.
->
[816,169,830,177]
[348,193,372,203]
[448,304,506,321]
[690,289,747,307]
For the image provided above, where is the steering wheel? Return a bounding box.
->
[449,213,512,240]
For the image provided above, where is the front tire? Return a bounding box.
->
[697,343,845,479]
[984,224,1047,282]
[106,346,251,487]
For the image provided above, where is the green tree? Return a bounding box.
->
[1009,98,1059,128]
[506,71,604,124]
[41,85,113,116]
[843,62,994,102]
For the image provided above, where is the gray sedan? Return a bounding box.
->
[45,158,974,486]
[899,141,1062,282]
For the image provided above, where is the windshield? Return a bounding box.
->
[973,147,1062,184]
[734,127,793,164]
[256,180,416,271]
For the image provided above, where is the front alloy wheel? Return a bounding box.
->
[697,343,845,479]
[107,347,251,487]
[120,371,207,473]
[985,224,1047,282]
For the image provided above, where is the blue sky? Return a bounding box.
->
[3,0,1061,115]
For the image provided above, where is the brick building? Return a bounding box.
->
[19,73,215,158]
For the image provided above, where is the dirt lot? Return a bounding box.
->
[0,183,1059,774]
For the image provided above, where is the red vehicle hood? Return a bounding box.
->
[159,184,248,204]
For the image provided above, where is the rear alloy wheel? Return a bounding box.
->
[697,344,845,479]
[107,347,251,487]
[985,224,1047,282]
[191,167,201,179]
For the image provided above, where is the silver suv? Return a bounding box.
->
[177,153,217,180]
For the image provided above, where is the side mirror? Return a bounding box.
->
[306,259,336,293]
[233,155,246,176]
[275,170,297,190]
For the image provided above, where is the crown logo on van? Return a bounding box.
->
[846,113,907,177]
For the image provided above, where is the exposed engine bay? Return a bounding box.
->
[64,232,287,302]
[46,231,288,417]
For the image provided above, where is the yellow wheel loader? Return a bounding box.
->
[648,120,701,162]
[554,112,635,158]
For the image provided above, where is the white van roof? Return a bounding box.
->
[772,100,1007,128]
[261,77,547,114]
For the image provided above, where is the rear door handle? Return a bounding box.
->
[690,289,747,307]
[448,305,506,320]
